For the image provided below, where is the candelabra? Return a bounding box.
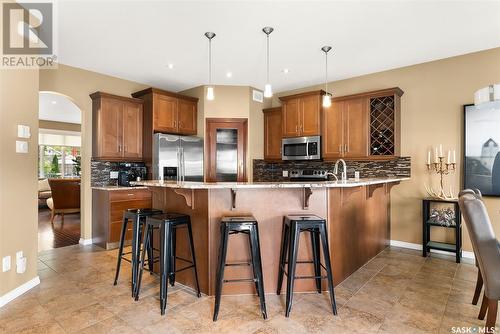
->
[425,156,456,199]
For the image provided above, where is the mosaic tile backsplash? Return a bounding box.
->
[253,157,411,182]
[91,160,146,187]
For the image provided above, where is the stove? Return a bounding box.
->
[289,169,328,181]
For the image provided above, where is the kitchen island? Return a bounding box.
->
[132,177,408,296]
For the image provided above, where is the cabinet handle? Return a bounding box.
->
[295,125,298,133]
[339,145,343,154]
[127,193,134,196]
[118,145,121,152]
[344,144,348,153]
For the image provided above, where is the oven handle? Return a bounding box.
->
[306,140,309,158]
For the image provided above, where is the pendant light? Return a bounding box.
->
[205,32,216,101]
[262,26,274,98]
[321,46,332,108]
[474,84,500,106]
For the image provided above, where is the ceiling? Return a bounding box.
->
[39,92,81,124]
[56,1,500,93]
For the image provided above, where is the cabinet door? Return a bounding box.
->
[98,98,123,158]
[282,98,301,137]
[322,100,343,159]
[177,99,197,135]
[343,98,368,158]
[154,94,178,132]
[300,94,321,136]
[122,101,143,159]
[264,108,282,160]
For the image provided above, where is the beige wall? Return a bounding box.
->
[180,85,271,181]
[273,47,500,252]
[39,120,81,132]
[0,69,40,296]
[39,64,148,240]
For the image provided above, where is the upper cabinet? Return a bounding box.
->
[322,87,403,159]
[263,107,283,161]
[90,92,143,161]
[280,91,322,137]
[132,87,198,136]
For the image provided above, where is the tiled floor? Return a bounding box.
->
[1,245,498,333]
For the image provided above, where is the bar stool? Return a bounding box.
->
[135,213,201,315]
[277,214,337,317]
[113,208,163,296]
[213,216,267,321]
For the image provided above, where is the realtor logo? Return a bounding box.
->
[3,2,53,54]
[2,2,56,68]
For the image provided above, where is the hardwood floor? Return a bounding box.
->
[38,208,81,252]
[1,245,496,333]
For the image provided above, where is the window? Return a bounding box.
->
[39,145,81,178]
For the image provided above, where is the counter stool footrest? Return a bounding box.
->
[223,278,257,284]
[295,275,329,280]
[225,262,252,267]
[174,264,195,273]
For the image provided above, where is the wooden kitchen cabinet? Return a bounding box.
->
[322,87,403,160]
[280,91,323,137]
[132,87,198,136]
[91,92,143,161]
[92,188,152,249]
[263,107,282,160]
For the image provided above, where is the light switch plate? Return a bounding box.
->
[110,171,119,179]
[16,140,29,153]
[17,125,31,138]
[2,256,11,272]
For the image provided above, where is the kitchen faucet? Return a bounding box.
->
[334,159,347,181]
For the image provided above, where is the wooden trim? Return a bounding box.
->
[131,87,199,102]
[262,107,281,113]
[89,91,143,104]
[279,90,326,102]
[331,87,404,102]
[173,189,195,208]
[205,118,248,182]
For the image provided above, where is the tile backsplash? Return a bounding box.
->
[253,157,411,182]
[91,160,146,187]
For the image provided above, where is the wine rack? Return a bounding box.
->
[370,96,395,156]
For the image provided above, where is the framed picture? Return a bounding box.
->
[464,102,500,196]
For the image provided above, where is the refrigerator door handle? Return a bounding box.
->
[182,148,186,182]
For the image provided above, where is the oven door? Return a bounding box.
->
[282,136,321,160]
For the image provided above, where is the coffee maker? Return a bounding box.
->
[117,163,147,187]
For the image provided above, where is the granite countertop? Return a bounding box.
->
[131,177,409,190]
[92,185,150,191]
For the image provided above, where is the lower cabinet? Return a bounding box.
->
[92,188,152,249]
[328,185,389,284]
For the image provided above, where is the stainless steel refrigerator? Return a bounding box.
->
[153,134,204,182]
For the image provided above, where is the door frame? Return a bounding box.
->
[205,118,248,182]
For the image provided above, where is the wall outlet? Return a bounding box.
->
[2,256,11,272]
[110,171,119,179]
[16,251,26,274]
[282,170,289,177]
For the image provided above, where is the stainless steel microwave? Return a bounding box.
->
[282,136,321,160]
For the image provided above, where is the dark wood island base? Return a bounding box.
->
[135,179,404,296]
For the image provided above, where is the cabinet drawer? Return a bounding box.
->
[109,220,133,243]
[109,189,151,202]
[110,199,152,221]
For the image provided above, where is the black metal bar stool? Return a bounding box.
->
[277,214,337,317]
[135,213,201,315]
[113,208,163,296]
[213,216,267,321]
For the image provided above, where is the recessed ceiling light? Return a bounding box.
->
[167,63,174,69]
[282,68,290,74]
[51,101,57,104]
[226,72,232,78]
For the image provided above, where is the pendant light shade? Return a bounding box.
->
[205,32,216,101]
[474,84,500,106]
[321,46,333,107]
[262,26,274,98]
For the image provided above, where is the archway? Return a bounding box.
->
[38,91,83,251]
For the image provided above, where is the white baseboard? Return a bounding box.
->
[390,240,475,260]
[79,238,93,246]
[0,276,40,308]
